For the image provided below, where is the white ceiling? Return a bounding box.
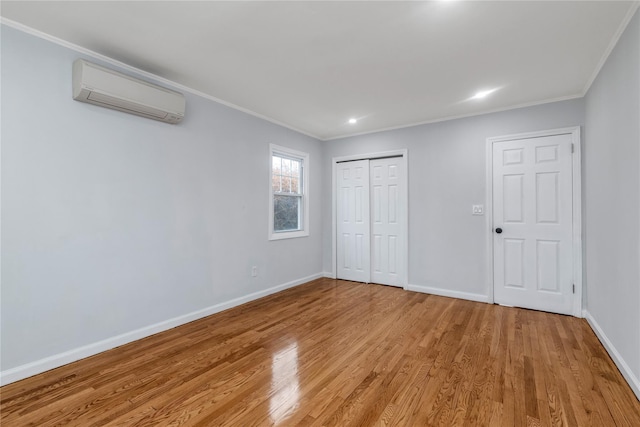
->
[1,1,637,140]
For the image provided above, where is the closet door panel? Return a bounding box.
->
[336,160,371,283]
[370,158,404,287]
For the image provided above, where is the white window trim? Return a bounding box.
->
[269,143,310,240]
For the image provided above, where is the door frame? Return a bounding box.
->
[331,149,409,289]
[485,127,583,317]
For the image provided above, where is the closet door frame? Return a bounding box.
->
[330,149,408,289]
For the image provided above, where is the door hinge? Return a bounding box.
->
[572,284,575,294]
[571,143,575,153]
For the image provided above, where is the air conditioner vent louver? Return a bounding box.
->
[72,59,185,124]
[87,92,169,119]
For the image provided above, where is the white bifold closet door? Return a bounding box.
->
[336,157,404,287]
[336,160,371,283]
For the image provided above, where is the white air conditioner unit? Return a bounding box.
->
[72,59,185,124]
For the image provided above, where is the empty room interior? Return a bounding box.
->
[1,1,640,425]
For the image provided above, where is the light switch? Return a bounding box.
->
[472,205,484,215]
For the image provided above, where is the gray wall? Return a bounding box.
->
[322,100,585,299]
[584,9,640,387]
[1,25,323,371]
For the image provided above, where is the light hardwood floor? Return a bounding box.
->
[2,278,639,426]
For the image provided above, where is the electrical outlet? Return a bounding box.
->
[251,266,258,277]
[472,205,484,215]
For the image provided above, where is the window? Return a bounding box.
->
[269,144,309,240]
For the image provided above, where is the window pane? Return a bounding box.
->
[272,156,282,175]
[274,195,300,231]
[282,158,291,175]
[272,174,281,192]
[281,175,291,193]
[291,160,299,177]
[290,176,299,193]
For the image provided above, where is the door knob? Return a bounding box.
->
[495,227,503,234]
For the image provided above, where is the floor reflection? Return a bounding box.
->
[269,341,300,425]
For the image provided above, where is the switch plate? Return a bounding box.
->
[472,205,484,215]
[251,266,258,277]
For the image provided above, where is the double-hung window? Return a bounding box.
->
[269,144,309,240]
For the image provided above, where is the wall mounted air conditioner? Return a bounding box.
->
[72,59,185,124]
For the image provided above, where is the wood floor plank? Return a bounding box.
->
[2,278,639,426]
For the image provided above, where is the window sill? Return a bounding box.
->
[269,230,309,241]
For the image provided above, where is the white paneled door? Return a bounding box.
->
[336,157,405,287]
[370,158,404,287]
[493,134,574,315]
[336,160,371,283]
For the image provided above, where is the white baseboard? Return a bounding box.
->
[0,272,323,386]
[584,310,640,400]
[322,271,336,279]
[406,284,490,303]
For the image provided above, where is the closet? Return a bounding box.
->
[336,156,406,287]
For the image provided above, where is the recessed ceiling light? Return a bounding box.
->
[472,88,499,100]
[348,118,357,124]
